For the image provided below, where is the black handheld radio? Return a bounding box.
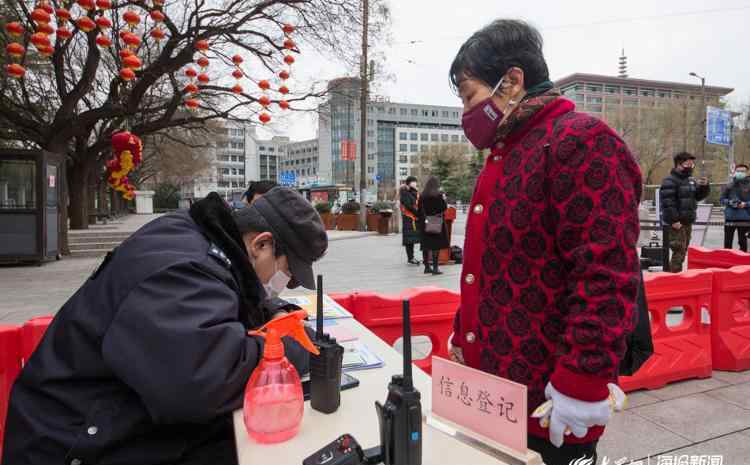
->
[310,274,345,414]
[374,299,422,465]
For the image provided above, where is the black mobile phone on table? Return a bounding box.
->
[303,372,359,401]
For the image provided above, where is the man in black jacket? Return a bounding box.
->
[399,176,421,265]
[659,152,710,272]
[2,187,327,465]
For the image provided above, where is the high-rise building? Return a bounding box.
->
[281,138,319,187]
[318,77,471,200]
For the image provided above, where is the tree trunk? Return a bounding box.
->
[68,160,92,230]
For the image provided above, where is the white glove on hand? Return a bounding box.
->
[531,382,625,448]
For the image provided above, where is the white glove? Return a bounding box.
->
[531,382,626,448]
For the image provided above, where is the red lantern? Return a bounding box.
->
[31,33,51,49]
[123,10,141,27]
[282,24,295,34]
[41,3,54,15]
[232,84,243,94]
[38,45,54,58]
[37,23,55,36]
[183,83,198,94]
[31,8,51,25]
[96,35,112,48]
[5,22,24,38]
[185,67,197,78]
[56,8,72,22]
[258,95,271,107]
[279,70,290,80]
[5,63,26,79]
[278,85,289,95]
[96,16,112,29]
[283,54,295,65]
[119,48,133,59]
[232,69,243,80]
[77,17,96,33]
[120,68,136,81]
[279,100,290,110]
[96,0,112,9]
[6,43,25,59]
[123,55,142,69]
[258,80,270,90]
[56,27,73,40]
[196,56,209,68]
[259,112,271,124]
[150,10,165,22]
[197,73,209,84]
[232,54,243,65]
[283,38,295,50]
[195,39,209,52]
[184,98,199,110]
[78,0,95,10]
[150,28,166,41]
[122,33,141,49]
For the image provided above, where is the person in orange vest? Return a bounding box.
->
[399,176,422,265]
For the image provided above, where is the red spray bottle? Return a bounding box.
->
[243,310,319,444]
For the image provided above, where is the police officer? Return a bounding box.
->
[2,187,327,465]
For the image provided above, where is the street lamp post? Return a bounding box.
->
[689,72,707,176]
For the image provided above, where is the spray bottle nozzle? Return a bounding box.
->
[249,310,320,359]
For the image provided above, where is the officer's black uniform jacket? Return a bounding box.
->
[2,194,310,465]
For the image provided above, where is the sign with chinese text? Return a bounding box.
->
[706,106,732,146]
[431,356,527,454]
[311,191,329,203]
[340,140,357,161]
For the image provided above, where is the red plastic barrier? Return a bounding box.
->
[0,325,22,459]
[329,293,354,315]
[709,266,750,371]
[344,287,458,375]
[21,316,53,365]
[688,246,750,270]
[619,270,714,392]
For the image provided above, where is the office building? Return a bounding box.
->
[281,138,319,187]
[318,77,472,200]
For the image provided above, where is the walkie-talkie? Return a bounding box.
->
[374,299,422,465]
[310,274,345,414]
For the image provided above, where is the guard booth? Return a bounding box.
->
[0,150,64,264]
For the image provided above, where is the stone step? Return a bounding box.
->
[68,233,132,244]
[69,249,110,258]
[69,242,120,252]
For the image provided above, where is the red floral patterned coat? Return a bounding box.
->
[451,97,642,444]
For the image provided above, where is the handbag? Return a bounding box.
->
[424,214,443,234]
[619,269,654,376]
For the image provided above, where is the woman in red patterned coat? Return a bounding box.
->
[447,19,642,465]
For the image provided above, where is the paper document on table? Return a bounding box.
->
[285,294,352,320]
[341,340,384,371]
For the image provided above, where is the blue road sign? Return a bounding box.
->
[706,106,732,146]
[375,174,382,182]
[279,171,297,186]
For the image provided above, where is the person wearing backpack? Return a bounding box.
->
[418,176,450,275]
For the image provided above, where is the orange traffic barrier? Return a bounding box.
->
[709,265,750,371]
[619,270,714,392]
[342,287,457,375]
[21,316,53,365]
[688,246,750,270]
[0,325,22,459]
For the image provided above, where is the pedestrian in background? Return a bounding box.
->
[721,163,750,252]
[418,176,449,275]
[659,152,710,272]
[400,176,422,265]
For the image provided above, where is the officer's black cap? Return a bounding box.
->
[233,187,327,290]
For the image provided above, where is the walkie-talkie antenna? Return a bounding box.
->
[402,299,413,391]
[316,275,324,338]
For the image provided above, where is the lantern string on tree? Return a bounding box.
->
[277,22,297,113]
[231,54,243,95]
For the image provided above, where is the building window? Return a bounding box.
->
[409,144,418,152]
[461,135,468,143]
[239,169,245,175]
[399,155,408,163]
[441,134,449,142]
[605,86,620,94]
[420,133,428,141]
[399,133,408,141]
[422,110,429,117]
[259,146,266,151]
[221,168,230,175]
[451,135,459,142]
[657,90,671,98]
[587,96,603,104]
[586,84,603,93]
[368,154,375,160]
[452,111,459,118]
[408,132,417,141]
[377,106,385,113]
[640,88,655,97]
[411,109,418,116]
[562,86,577,97]
[623,88,637,96]
[399,144,408,152]
[268,147,274,152]
[218,155,229,162]
[388,107,396,114]
[442,111,450,118]
[400,108,408,116]
[367,142,374,148]
[399,167,408,177]
[431,134,439,142]
[431,111,438,117]
[573,94,584,103]
[367,166,375,174]
[367,130,375,137]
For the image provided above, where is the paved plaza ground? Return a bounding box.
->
[0,211,747,463]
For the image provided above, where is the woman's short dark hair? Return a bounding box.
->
[421,176,441,199]
[449,19,549,93]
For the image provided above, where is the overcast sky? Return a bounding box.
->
[262,0,750,142]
